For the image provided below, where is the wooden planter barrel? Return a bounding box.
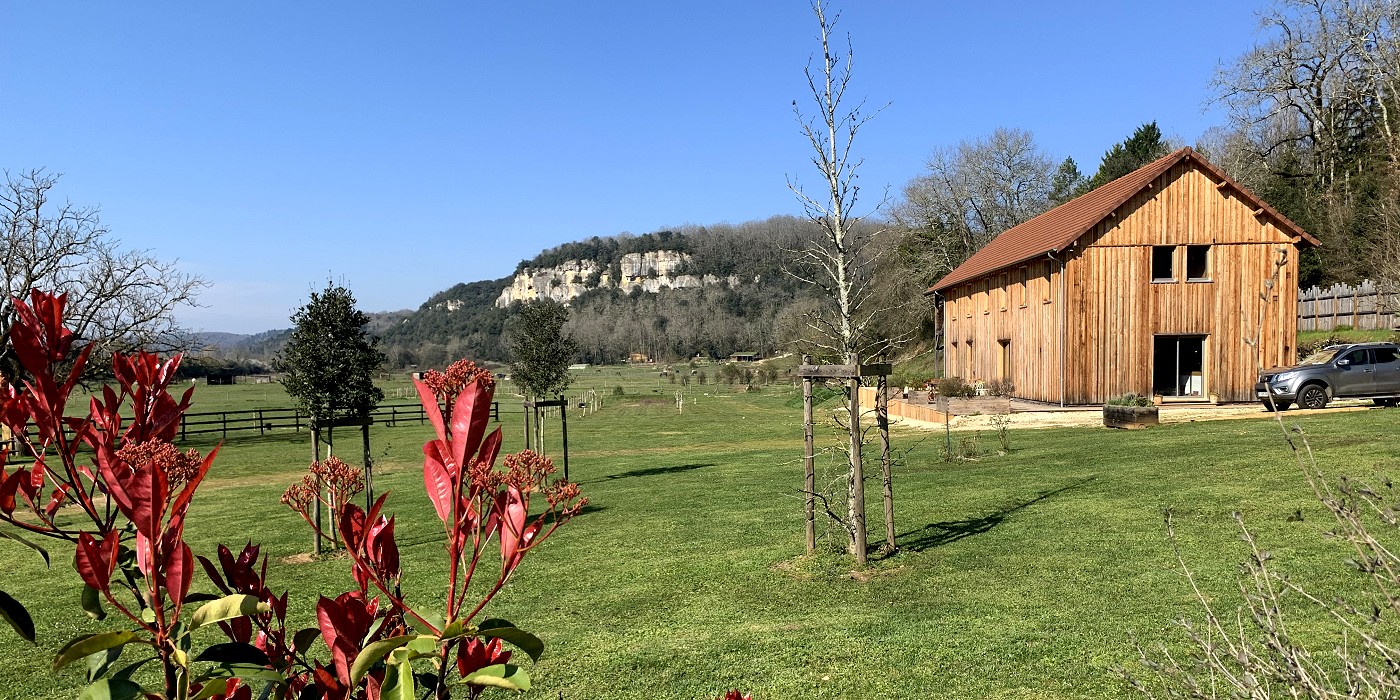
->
[1103,404,1159,429]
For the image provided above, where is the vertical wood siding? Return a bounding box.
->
[942,161,1304,404]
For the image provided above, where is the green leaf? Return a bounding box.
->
[81,585,106,621]
[478,619,544,662]
[439,619,471,640]
[408,609,445,635]
[0,528,50,566]
[461,663,531,691]
[193,663,285,686]
[189,594,269,630]
[380,656,417,700]
[54,631,140,671]
[77,678,145,700]
[291,626,321,654]
[350,634,433,688]
[0,589,36,643]
[192,642,269,666]
[86,645,123,682]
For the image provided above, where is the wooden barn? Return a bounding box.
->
[928,147,1319,405]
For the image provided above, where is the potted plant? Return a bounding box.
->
[1104,392,1159,428]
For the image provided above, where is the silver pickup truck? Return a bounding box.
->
[1255,342,1400,410]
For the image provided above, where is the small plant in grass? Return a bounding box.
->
[984,379,1014,397]
[611,385,625,397]
[989,413,1012,453]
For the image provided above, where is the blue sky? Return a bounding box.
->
[1,1,1268,333]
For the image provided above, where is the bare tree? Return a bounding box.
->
[787,1,902,563]
[785,1,898,360]
[0,170,205,379]
[890,128,1056,287]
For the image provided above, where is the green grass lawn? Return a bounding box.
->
[1,374,1398,698]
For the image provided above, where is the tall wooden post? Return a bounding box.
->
[559,395,570,481]
[847,352,867,565]
[362,423,374,510]
[522,401,532,453]
[801,354,815,554]
[877,370,895,552]
[311,427,322,556]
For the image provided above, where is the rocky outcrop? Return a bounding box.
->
[493,250,740,307]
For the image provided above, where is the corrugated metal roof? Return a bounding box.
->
[928,147,1318,293]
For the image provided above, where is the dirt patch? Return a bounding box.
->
[891,401,1377,432]
[280,552,316,565]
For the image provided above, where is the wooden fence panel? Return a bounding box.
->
[1297,280,1397,331]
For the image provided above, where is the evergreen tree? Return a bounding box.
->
[1048,157,1086,206]
[278,282,386,421]
[1083,122,1170,192]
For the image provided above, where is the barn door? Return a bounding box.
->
[1153,335,1206,399]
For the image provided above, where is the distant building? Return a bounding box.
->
[628,352,650,364]
[206,374,235,386]
[728,352,760,363]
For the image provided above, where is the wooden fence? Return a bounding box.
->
[6,402,501,451]
[1298,280,1398,331]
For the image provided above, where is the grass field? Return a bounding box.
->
[1,366,1398,698]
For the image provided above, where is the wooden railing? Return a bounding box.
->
[6,402,501,450]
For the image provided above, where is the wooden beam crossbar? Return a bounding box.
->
[797,363,892,379]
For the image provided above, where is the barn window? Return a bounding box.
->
[1151,246,1175,282]
[1019,268,1029,307]
[1186,245,1210,281]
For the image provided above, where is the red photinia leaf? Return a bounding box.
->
[167,445,218,534]
[134,532,154,582]
[312,662,348,700]
[338,503,366,552]
[121,461,167,540]
[456,636,511,677]
[74,531,118,591]
[413,378,447,444]
[367,516,399,580]
[197,553,230,594]
[422,441,454,527]
[497,487,528,569]
[450,380,494,471]
[163,541,194,616]
[43,484,70,516]
[477,428,503,470]
[0,468,26,514]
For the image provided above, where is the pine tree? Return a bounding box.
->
[278,282,386,421]
[1048,157,1086,206]
[1083,122,1170,192]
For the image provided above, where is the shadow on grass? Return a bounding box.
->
[600,463,715,481]
[897,475,1096,552]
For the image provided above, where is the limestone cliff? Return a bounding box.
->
[494,250,740,307]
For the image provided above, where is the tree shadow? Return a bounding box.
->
[897,476,1096,552]
[394,503,607,550]
[600,463,715,481]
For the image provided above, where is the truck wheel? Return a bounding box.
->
[1298,384,1329,410]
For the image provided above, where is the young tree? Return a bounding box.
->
[0,169,205,380]
[507,299,578,402]
[278,281,386,422]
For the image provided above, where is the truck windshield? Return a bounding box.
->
[1299,348,1341,365]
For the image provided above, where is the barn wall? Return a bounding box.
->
[1064,163,1302,403]
[941,257,1063,403]
[944,160,1305,405]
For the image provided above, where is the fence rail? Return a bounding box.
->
[6,402,501,451]
[1298,280,1397,332]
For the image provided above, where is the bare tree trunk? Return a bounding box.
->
[847,353,867,564]
[802,354,816,554]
